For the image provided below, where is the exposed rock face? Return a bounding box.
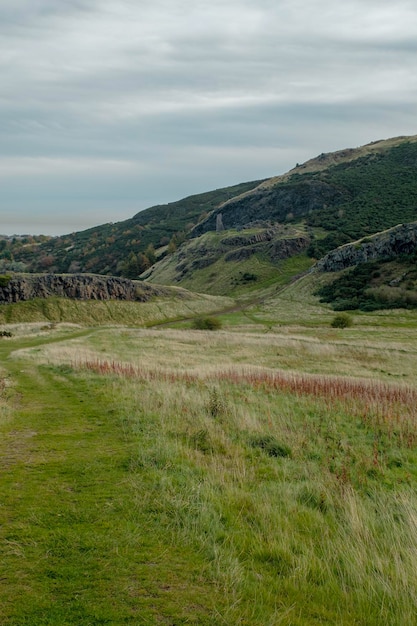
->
[224,236,309,262]
[0,273,168,304]
[221,229,277,247]
[314,223,417,272]
[192,180,344,236]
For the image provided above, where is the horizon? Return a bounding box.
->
[2,1,417,236]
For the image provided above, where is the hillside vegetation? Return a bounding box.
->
[0,180,262,277]
[143,226,314,296]
[2,135,417,294]
[193,137,417,257]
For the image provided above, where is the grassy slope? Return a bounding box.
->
[5,135,417,282]
[2,180,263,276]
[1,289,417,623]
[145,228,314,297]
[0,290,232,326]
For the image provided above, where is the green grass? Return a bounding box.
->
[2,288,417,623]
[148,237,313,297]
[0,348,225,624]
[0,291,232,326]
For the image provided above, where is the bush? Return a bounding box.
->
[192,317,222,331]
[208,388,228,418]
[0,274,11,288]
[331,313,353,329]
[249,435,292,458]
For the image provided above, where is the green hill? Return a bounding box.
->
[2,134,417,304]
[143,224,313,296]
[192,136,417,258]
[0,180,263,276]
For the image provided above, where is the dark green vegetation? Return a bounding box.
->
[193,138,417,259]
[0,180,262,277]
[2,136,417,298]
[331,313,353,328]
[191,316,222,330]
[0,274,12,287]
[305,141,417,256]
[317,256,417,311]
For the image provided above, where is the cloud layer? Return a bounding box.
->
[2,0,417,234]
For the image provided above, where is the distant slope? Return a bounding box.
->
[314,222,417,273]
[2,134,417,293]
[143,225,313,296]
[145,135,417,295]
[0,180,263,276]
[192,136,417,259]
[312,221,417,311]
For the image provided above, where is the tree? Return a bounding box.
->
[167,238,177,255]
[137,253,151,274]
[121,252,139,278]
[145,244,156,265]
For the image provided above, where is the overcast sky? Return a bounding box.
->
[1,0,417,235]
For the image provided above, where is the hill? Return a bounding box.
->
[192,135,417,253]
[2,134,417,302]
[0,274,232,326]
[0,180,263,276]
[143,224,313,296]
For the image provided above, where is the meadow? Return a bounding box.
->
[1,283,417,624]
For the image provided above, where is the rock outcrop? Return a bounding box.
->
[224,236,309,262]
[191,180,344,237]
[314,223,417,272]
[0,273,171,304]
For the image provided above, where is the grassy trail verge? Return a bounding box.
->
[0,333,222,625]
[2,320,417,624]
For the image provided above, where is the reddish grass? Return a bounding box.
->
[71,357,417,443]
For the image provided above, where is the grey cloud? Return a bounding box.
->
[1,0,417,234]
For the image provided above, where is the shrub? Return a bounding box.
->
[192,317,222,331]
[249,434,292,458]
[0,274,11,288]
[331,313,353,329]
[241,272,258,283]
[208,387,228,418]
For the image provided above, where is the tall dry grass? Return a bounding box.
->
[99,370,417,624]
[6,321,417,623]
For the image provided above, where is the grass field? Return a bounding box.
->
[1,287,417,624]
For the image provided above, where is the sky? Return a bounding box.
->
[1,0,417,236]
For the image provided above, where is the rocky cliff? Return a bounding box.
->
[314,222,417,272]
[191,180,344,237]
[0,273,172,304]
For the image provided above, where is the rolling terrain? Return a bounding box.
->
[2,135,417,623]
[2,134,417,299]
